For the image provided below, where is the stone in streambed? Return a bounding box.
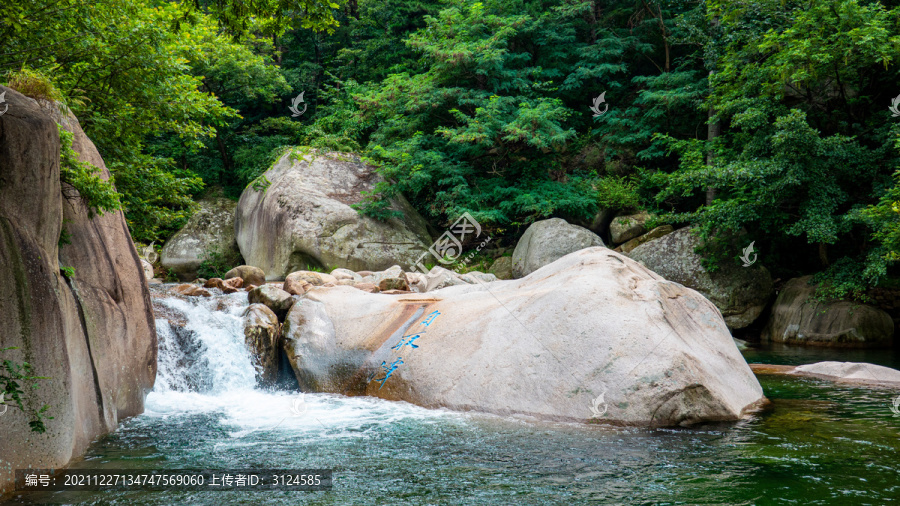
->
[243,303,282,385]
[225,265,266,287]
[281,247,764,427]
[171,283,211,297]
[248,285,295,320]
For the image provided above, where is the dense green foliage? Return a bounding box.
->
[4,0,900,294]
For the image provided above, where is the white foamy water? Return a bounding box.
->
[147,287,459,439]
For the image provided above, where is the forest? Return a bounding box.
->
[3,0,900,296]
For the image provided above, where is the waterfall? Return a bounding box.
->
[152,289,257,394]
[144,286,452,437]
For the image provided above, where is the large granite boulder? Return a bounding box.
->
[628,227,773,329]
[160,190,242,281]
[243,304,282,385]
[0,87,156,494]
[235,149,432,280]
[281,247,764,427]
[511,218,605,278]
[762,276,894,348]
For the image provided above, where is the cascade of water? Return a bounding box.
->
[152,290,257,394]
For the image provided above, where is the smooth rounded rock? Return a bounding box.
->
[512,218,604,278]
[281,247,764,427]
[225,265,266,286]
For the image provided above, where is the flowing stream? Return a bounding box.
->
[6,288,900,504]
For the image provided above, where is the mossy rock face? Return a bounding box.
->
[628,227,774,329]
[761,277,894,348]
[610,211,652,244]
[161,189,243,281]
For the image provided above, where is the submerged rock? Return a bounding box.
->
[234,149,431,279]
[512,218,604,278]
[750,361,900,387]
[762,276,893,348]
[628,227,773,329]
[281,247,764,427]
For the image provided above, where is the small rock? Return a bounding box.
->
[171,284,211,297]
[331,268,362,282]
[488,256,513,280]
[372,266,404,284]
[610,211,652,244]
[283,273,314,296]
[248,285,295,320]
[203,278,223,288]
[225,265,266,286]
[141,259,154,282]
[352,282,380,293]
[425,266,467,292]
[286,270,338,287]
[357,270,374,277]
[460,271,497,284]
[223,277,243,289]
[405,272,428,292]
[378,276,409,292]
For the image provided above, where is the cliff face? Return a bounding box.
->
[0,86,156,494]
